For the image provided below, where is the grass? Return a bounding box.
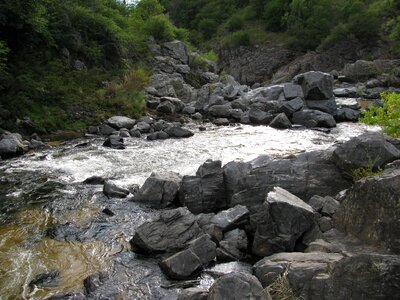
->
[265,269,303,300]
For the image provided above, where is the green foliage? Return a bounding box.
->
[198,19,219,38]
[134,0,164,20]
[264,0,290,32]
[224,30,251,47]
[144,15,176,42]
[226,15,244,32]
[202,50,218,63]
[360,93,400,138]
[351,163,383,182]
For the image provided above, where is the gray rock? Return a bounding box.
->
[147,131,169,140]
[269,113,291,129]
[158,96,185,114]
[119,129,130,138]
[333,133,400,174]
[182,106,196,115]
[83,176,106,185]
[165,126,194,138]
[231,98,250,111]
[321,197,340,216]
[192,112,202,120]
[252,187,316,257]
[135,121,152,134]
[283,83,304,100]
[100,124,117,135]
[248,108,274,125]
[210,205,249,232]
[335,167,400,253]
[205,262,253,278]
[130,129,141,138]
[305,97,338,114]
[292,109,336,128]
[179,160,226,214]
[293,71,334,100]
[334,107,360,122]
[130,207,202,253]
[157,100,176,114]
[103,181,129,198]
[333,87,357,97]
[134,172,181,208]
[229,109,244,120]
[208,272,265,300]
[254,252,343,293]
[106,116,136,130]
[216,229,248,262]
[213,118,230,126]
[163,40,189,64]
[88,126,99,134]
[177,288,208,300]
[318,216,333,232]
[209,104,232,118]
[103,135,125,149]
[29,139,49,150]
[278,97,304,117]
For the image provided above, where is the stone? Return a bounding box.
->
[29,139,49,150]
[0,133,27,158]
[134,172,182,208]
[103,181,130,198]
[130,207,202,253]
[29,270,59,289]
[119,129,130,138]
[84,272,108,294]
[83,176,105,185]
[165,126,194,138]
[216,229,248,262]
[305,98,338,114]
[179,160,226,214]
[87,126,99,134]
[147,131,169,141]
[163,40,189,64]
[335,167,400,253]
[182,106,196,115]
[334,107,360,122]
[248,108,274,125]
[283,83,304,100]
[177,288,208,300]
[158,96,185,114]
[208,272,265,300]
[205,262,253,278]
[135,121,152,134]
[209,104,232,118]
[229,108,244,120]
[210,205,249,232]
[293,71,334,100]
[103,135,125,149]
[157,100,176,114]
[292,109,336,128]
[318,216,333,232]
[269,113,291,129]
[213,118,230,126]
[106,116,136,130]
[160,235,216,279]
[333,133,400,174]
[278,97,304,117]
[130,129,141,138]
[253,252,343,293]
[252,187,316,257]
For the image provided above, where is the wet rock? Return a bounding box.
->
[229,108,244,120]
[135,121,152,134]
[306,254,400,300]
[192,112,202,120]
[100,124,117,135]
[147,131,169,140]
[333,87,357,97]
[103,181,130,198]
[305,97,338,114]
[293,71,334,100]
[335,167,400,253]
[84,272,109,294]
[231,98,250,111]
[253,252,343,293]
[210,205,249,232]
[106,116,136,130]
[87,126,99,134]
[119,128,130,138]
[165,126,194,138]
[157,97,185,114]
[103,135,125,149]
[179,160,226,214]
[213,118,230,126]
[269,113,291,129]
[29,270,59,288]
[205,261,253,278]
[160,235,216,279]
[102,208,114,216]
[199,126,206,131]
[248,108,274,125]
[333,133,400,174]
[292,109,336,128]
[334,107,360,122]
[129,129,141,138]
[83,176,105,185]
[130,207,202,253]
[48,293,86,300]
[0,132,26,158]
[209,104,232,118]
[252,187,316,257]
[208,272,265,300]
[216,229,248,262]
[177,288,208,300]
[278,97,304,117]
[29,139,49,150]
[134,172,181,208]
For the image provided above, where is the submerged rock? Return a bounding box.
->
[103,181,130,198]
[103,135,125,149]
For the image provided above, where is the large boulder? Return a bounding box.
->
[293,71,334,100]
[208,104,232,118]
[252,187,316,257]
[130,207,202,253]
[248,108,274,125]
[292,109,336,128]
[106,116,136,130]
[305,254,400,300]
[278,97,304,117]
[335,167,400,253]
[162,40,189,65]
[103,135,125,149]
[305,98,338,115]
[282,83,304,100]
[134,172,182,208]
[103,181,130,198]
[254,252,343,293]
[157,96,185,114]
[164,126,194,138]
[159,235,216,280]
[179,160,226,214]
[333,133,400,174]
[208,272,265,300]
[210,205,250,232]
[0,132,26,159]
[269,113,291,129]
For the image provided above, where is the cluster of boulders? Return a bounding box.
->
[84,132,400,299]
[142,40,361,131]
[0,130,49,159]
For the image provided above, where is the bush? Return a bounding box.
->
[360,93,400,137]
[202,50,218,63]
[224,30,251,47]
[226,15,244,32]
[144,14,176,42]
[198,18,218,38]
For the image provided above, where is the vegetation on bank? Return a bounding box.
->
[360,93,400,138]
[0,0,186,134]
[163,0,400,52]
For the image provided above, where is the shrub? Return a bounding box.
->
[202,50,218,63]
[351,163,383,182]
[198,18,218,38]
[360,93,400,138]
[144,14,175,42]
[226,15,244,32]
[224,30,251,48]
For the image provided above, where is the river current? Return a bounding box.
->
[0,122,379,299]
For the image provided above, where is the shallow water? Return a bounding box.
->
[0,123,380,299]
